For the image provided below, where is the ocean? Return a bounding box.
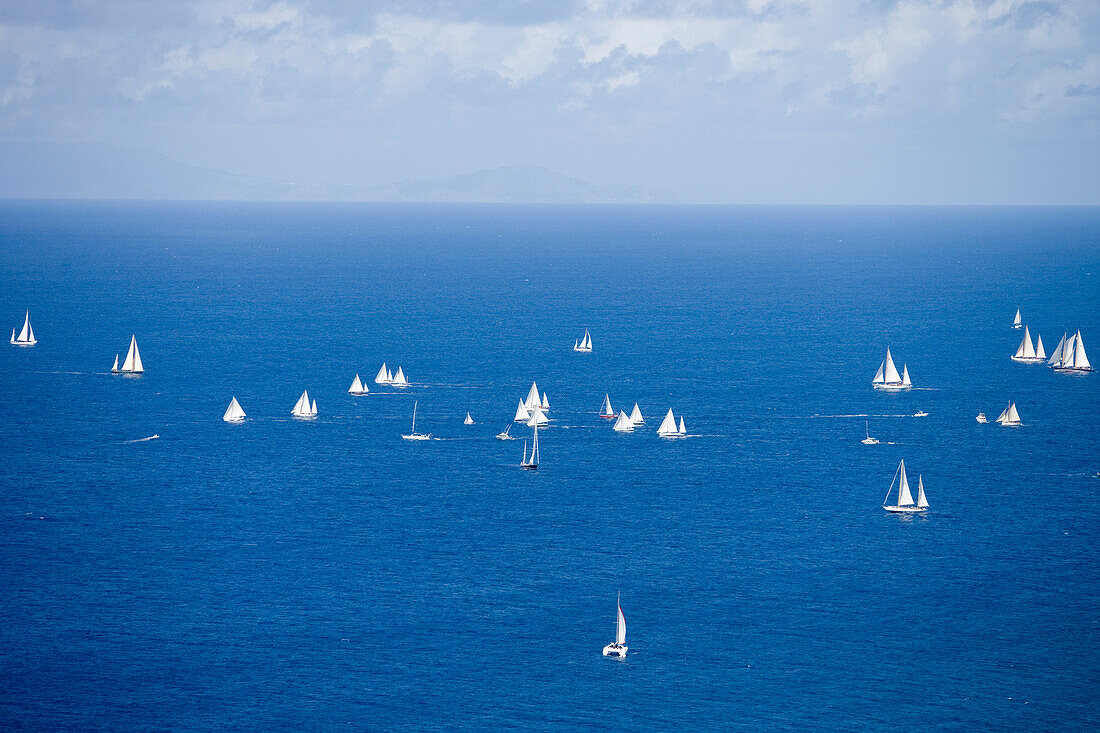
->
[1,201,1097,730]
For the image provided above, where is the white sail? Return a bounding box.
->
[541,392,549,410]
[1005,402,1020,424]
[349,374,365,394]
[897,461,914,506]
[525,381,541,409]
[1072,330,1090,369]
[584,330,592,350]
[1047,333,1066,366]
[514,400,531,422]
[657,409,677,436]
[111,354,119,372]
[613,410,634,431]
[600,394,614,416]
[1062,333,1077,367]
[616,596,626,646]
[292,389,310,416]
[574,339,579,350]
[1013,308,1021,326]
[995,404,1008,423]
[1015,326,1035,358]
[873,362,885,383]
[16,311,32,343]
[916,476,929,509]
[464,412,473,425]
[629,403,644,424]
[374,363,391,384]
[1034,334,1046,359]
[121,335,143,373]
[527,406,548,426]
[678,416,686,435]
[223,397,246,422]
[532,424,539,464]
[391,367,408,386]
[311,399,317,415]
[883,348,901,384]
[901,364,911,386]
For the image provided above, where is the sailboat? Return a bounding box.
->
[613,410,635,432]
[541,392,550,412]
[348,374,369,395]
[883,460,929,513]
[391,367,409,387]
[374,363,392,384]
[9,311,36,346]
[599,394,615,419]
[464,412,474,425]
[601,593,627,657]
[526,406,549,427]
[524,381,541,410]
[861,421,880,445]
[678,416,686,436]
[1012,308,1022,329]
[573,329,593,353]
[514,400,531,423]
[402,400,430,440]
[1049,330,1092,373]
[521,424,539,469]
[872,347,911,390]
[291,389,317,418]
[223,397,246,422]
[995,401,1022,427]
[496,424,513,440]
[1011,326,1045,363]
[629,403,644,425]
[115,335,144,375]
[657,409,680,438]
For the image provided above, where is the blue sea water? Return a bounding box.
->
[0,201,1097,731]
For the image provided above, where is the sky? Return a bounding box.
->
[1,0,1098,203]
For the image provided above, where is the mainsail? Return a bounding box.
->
[616,596,626,646]
[121,336,143,373]
[613,410,634,431]
[629,403,644,425]
[525,381,541,409]
[514,400,531,422]
[223,397,246,422]
[657,409,677,436]
[374,363,391,384]
[916,476,929,509]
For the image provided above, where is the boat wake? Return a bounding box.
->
[124,434,160,443]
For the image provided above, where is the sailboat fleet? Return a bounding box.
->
[9,311,36,346]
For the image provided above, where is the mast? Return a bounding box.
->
[411,400,418,433]
[532,423,539,464]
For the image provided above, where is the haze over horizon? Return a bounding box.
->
[1,0,1098,204]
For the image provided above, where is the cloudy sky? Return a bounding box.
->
[1,0,1097,203]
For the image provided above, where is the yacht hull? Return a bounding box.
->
[883,505,927,513]
[602,644,627,657]
[872,383,911,391]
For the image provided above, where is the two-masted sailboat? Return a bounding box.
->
[291,389,317,418]
[1048,330,1092,373]
[112,336,144,375]
[601,593,628,658]
[882,460,929,513]
[391,367,409,387]
[521,424,539,469]
[1011,326,1046,363]
[223,397,246,422]
[402,400,430,440]
[348,374,369,395]
[872,347,911,390]
[657,409,685,438]
[573,329,592,352]
[9,311,36,346]
[995,401,1022,427]
[374,363,393,384]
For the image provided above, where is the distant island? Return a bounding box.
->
[0,142,676,204]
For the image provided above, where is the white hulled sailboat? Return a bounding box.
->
[526,406,549,427]
[861,421,880,445]
[292,389,317,418]
[1012,308,1022,329]
[524,382,541,410]
[613,410,634,432]
[573,329,592,352]
[114,336,144,375]
[1049,330,1092,373]
[995,401,1021,427]
[599,394,615,419]
[883,460,929,513]
[872,347,911,390]
[496,424,513,440]
[464,412,474,425]
[521,424,539,469]
[629,403,644,425]
[348,374,369,395]
[1011,326,1045,363]
[374,363,392,384]
[223,397,246,422]
[602,594,627,657]
[402,400,430,440]
[657,409,680,438]
[514,400,531,423]
[391,367,409,387]
[9,311,36,346]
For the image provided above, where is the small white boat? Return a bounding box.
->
[1012,308,1022,329]
[599,394,615,419]
[657,409,681,438]
[1011,325,1046,363]
[223,397,246,422]
[573,329,593,353]
[612,410,634,432]
[514,400,531,423]
[526,406,548,427]
[402,400,430,440]
[872,347,911,391]
[995,401,1022,427]
[391,367,409,387]
[348,374,369,395]
[861,421,880,445]
[9,311,36,346]
[521,424,539,469]
[1049,330,1092,373]
[629,403,644,425]
[602,593,627,658]
[114,335,144,374]
[496,425,513,440]
[883,460,929,513]
[374,363,392,385]
[464,412,474,425]
[976,413,987,423]
[291,389,317,418]
[914,410,928,417]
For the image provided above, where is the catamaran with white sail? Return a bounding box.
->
[374,363,393,384]
[613,410,634,432]
[402,400,430,440]
[599,394,615,419]
[9,311,36,346]
[573,329,592,353]
[602,594,627,657]
[113,336,144,375]
[1048,330,1092,373]
[872,347,911,390]
[348,374,369,395]
[223,397,246,422]
[995,401,1022,427]
[521,424,539,469]
[1011,326,1046,363]
[883,460,929,513]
